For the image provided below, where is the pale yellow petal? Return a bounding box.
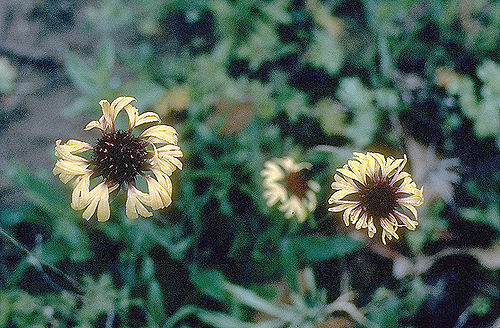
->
[355,213,367,230]
[110,96,136,123]
[329,188,358,201]
[263,184,287,207]
[381,217,399,243]
[99,100,113,127]
[337,168,363,184]
[327,202,356,211]
[305,190,317,212]
[55,140,92,163]
[71,174,91,210]
[158,145,183,170]
[398,186,424,207]
[399,202,420,221]
[367,217,376,238]
[308,180,321,193]
[53,160,92,183]
[81,183,118,221]
[350,206,363,225]
[279,196,306,222]
[342,205,353,226]
[261,161,285,181]
[279,157,311,172]
[126,184,152,219]
[145,176,172,210]
[96,189,111,222]
[57,139,93,154]
[365,153,379,177]
[394,210,418,230]
[135,111,161,128]
[124,104,138,130]
[140,125,178,144]
[84,118,106,131]
[149,144,183,176]
[151,168,173,195]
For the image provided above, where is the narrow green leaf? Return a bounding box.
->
[224,283,297,322]
[95,37,116,77]
[290,235,363,263]
[64,52,94,93]
[196,309,258,328]
[147,280,166,323]
[5,163,70,219]
[279,238,300,293]
[189,266,227,302]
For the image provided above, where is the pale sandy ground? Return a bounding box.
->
[0,0,96,206]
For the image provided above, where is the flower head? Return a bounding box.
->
[328,152,423,244]
[261,157,320,222]
[53,96,183,221]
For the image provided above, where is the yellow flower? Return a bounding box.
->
[154,85,190,117]
[328,152,423,244]
[261,157,320,222]
[53,96,183,222]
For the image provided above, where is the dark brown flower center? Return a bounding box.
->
[92,131,148,185]
[285,171,309,199]
[360,181,397,218]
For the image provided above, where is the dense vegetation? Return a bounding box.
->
[0,0,498,327]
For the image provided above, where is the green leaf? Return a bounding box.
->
[141,256,156,281]
[279,238,300,293]
[375,88,400,112]
[336,77,378,147]
[147,280,166,323]
[367,287,402,328]
[5,163,71,220]
[0,294,10,327]
[261,0,292,24]
[475,98,500,138]
[124,79,165,109]
[52,219,92,262]
[314,98,346,135]
[336,77,373,111]
[64,52,94,94]
[224,283,297,322]
[283,92,310,123]
[237,20,292,70]
[307,29,345,75]
[460,203,500,231]
[196,309,259,328]
[189,266,227,302]
[345,109,378,148]
[0,57,17,94]
[403,278,428,316]
[289,235,363,263]
[95,37,116,79]
[63,96,96,118]
[469,296,491,316]
[78,274,118,322]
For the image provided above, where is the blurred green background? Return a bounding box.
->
[0,0,499,327]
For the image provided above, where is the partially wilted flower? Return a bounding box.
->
[261,157,320,222]
[328,152,423,244]
[406,137,459,204]
[53,96,182,222]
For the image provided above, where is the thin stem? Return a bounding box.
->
[324,292,378,328]
[105,307,116,328]
[162,305,201,328]
[0,225,84,296]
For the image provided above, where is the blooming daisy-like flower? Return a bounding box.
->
[53,96,183,222]
[328,152,423,244]
[261,157,320,222]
